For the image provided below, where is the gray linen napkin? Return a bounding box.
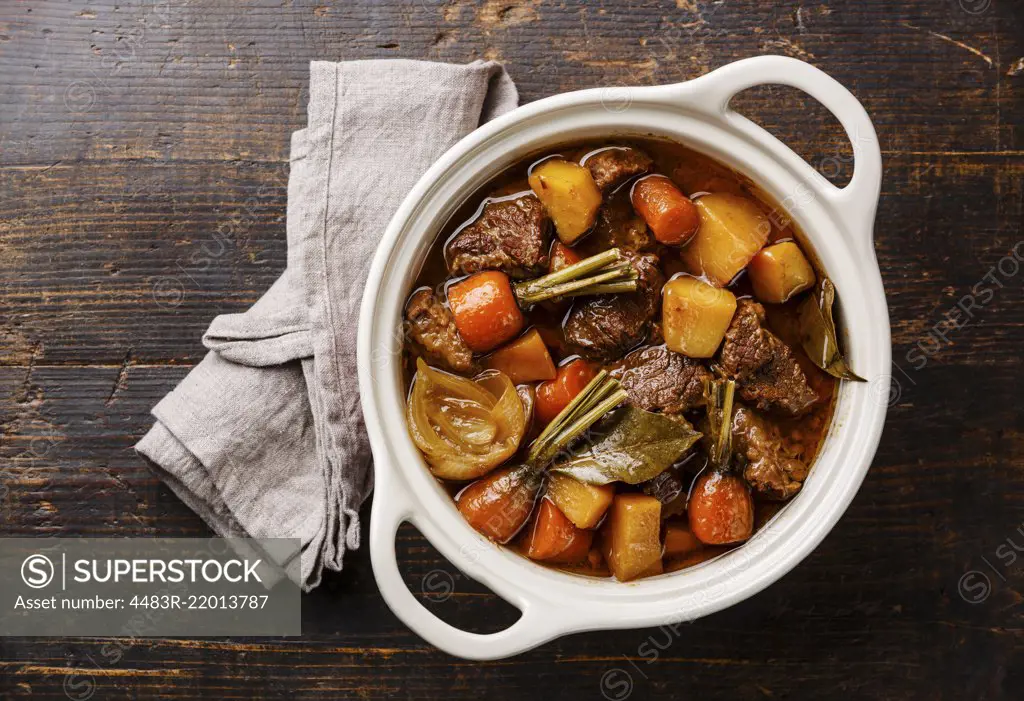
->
[137,60,519,590]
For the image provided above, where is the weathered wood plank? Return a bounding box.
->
[0,0,1020,166]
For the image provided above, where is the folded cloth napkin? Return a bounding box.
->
[137,60,519,590]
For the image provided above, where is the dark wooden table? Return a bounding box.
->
[2,0,1022,698]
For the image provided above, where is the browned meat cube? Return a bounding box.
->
[732,406,808,500]
[642,466,689,518]
[588,192,657,253]
[446,195,551,279]
[609,345,711,414]
[720,299,818,416]
[564,251,665,361]
[584,147,654,192]
[404,288,476,374]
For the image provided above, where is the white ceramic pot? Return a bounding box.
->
[358,55,889,660]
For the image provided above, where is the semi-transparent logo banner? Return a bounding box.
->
[0,538,301,636]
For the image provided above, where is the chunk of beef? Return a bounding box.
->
[404,288,476,374]
[609,345,711,414]
[588,192,657,253]
[731,406,808,500]
[585,147,653,191]
[720,299,818,416]
[646,320,664,346]
[642,466,689,518]
[564,251,665,361]
[446,195,551,279]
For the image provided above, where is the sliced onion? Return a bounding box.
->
[427,402,497,449]
[407,358,527,481]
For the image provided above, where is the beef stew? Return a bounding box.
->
[400,138,860,582]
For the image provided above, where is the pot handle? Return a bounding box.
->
[681,55,882,257]
[369,474,562,660]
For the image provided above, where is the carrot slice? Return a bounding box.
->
[631,175,700,246]
[483,328,557,383]
[523,498,594,563]
[457,466,541,543]
[535,359,597,426]
[447,271,525,353]
[688,471,754,545]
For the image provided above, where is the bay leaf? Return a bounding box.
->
[798,277,866,381]
[550,407,701,486]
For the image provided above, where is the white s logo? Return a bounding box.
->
[21,554,55,589]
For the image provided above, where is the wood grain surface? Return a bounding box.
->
[1,0,1022,698]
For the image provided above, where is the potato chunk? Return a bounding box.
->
[546,472,615,529]
[602,493,662,581]
[484,328,557,383]
[748,241,816,304]
[635,558,664,578]
[528,159,603,244]
[681,193,770,286]
[662,276,737,358]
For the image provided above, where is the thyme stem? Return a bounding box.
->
[704,377,736,470]
[560,281,638,297]
[532,389,629,467]
[526,373,627,468]
[512,248,637,306]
